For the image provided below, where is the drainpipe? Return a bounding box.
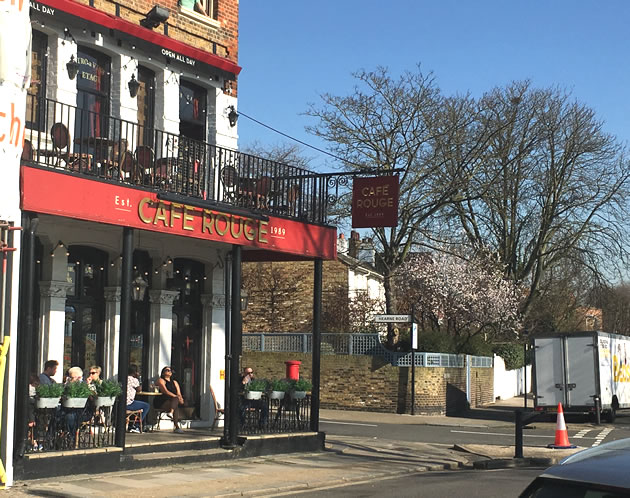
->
[14,215,37,458]
[225,245,242,448]
[310,258,322,432]
[222,251,232,445]
[115,227,133,447]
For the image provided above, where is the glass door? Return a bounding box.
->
[169,259,203,418]
[64,246,107,375]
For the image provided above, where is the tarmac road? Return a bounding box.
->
[8,396,626,497]
[279,468,544,498]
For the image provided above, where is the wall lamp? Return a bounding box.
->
[66,55,80,80]
[140,5,170,29]
[128,74,140,98]
[227,106,238,127]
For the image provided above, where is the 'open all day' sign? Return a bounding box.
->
[351,175,399,228]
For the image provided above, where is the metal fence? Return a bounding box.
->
[27,402,117,454]
[239,394,310,435]
[243,333,493,368]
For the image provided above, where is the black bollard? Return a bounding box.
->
[515,410,524,458]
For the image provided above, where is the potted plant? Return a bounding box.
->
[290,378,312,400]
[95,379,122,407]
[62,381,92,408]
[269,379,290,400]
[245,378,268,400]
[35,383,64,408]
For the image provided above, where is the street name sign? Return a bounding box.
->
[373,314,412,323]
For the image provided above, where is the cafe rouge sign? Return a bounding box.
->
[352,175,399,228]
[21,168,337,260]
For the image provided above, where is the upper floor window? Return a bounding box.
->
[26,30,47,130]
[75,46,111,139]
[137,66,155,145]
[179,80,206,141]
[180,0,216,19]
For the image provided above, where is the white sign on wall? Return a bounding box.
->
[373,314,412,323]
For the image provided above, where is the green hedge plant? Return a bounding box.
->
[96,379,122,397]
[64,381,93,398]
[36,383,64,398]
[246,379,268,392]
[291,379,312,392]
[270,379,290,392]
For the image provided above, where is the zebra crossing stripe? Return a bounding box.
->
[573,429,591,439]
[592,428,613,447]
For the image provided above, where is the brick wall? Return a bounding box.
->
[81,0,239,91]
[242,351,494,415]
[242,260,350,333]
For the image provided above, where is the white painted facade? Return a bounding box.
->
[17,15,239,439]
[493,354,531,401]
[0,0,31,485]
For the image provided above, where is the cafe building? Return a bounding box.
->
[14,0,338,469]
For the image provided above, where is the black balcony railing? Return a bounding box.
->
[22,95,341,225]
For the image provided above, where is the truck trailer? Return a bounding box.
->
[533,332,630,422]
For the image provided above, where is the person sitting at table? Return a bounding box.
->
[126,364,149,433]
[62,366,88,438]
[39,359,58,385]
[155,366,184,433]
[239,366,268,429]
[86,365,102,393]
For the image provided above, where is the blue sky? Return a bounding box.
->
[238,1,630,172]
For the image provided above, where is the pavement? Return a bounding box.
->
[4,396,586,497]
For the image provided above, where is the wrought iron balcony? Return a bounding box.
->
[22,95,339,225]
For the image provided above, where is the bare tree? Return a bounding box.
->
[443,81,630,314]
[306,66,491,347]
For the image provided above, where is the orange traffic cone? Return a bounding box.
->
[547,402,576,449]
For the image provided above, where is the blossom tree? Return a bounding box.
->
[397,252,522,351]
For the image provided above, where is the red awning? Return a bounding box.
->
[36,0,241,76]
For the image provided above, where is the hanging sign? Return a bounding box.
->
[352,175,399,228]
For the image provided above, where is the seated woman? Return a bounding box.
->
[155,366,184,433]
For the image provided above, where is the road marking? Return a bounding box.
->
[320,420,378,427]
[592,427,613,447]
[450,430,599,439]
[573,429,592,439]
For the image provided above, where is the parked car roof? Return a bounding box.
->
[520,438,630,497]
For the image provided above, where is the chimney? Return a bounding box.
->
[337,233,349,255]
[357,237,375,265]
[349,230,360,258]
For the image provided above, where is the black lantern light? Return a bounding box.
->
[131,272,149,302]
[128,74,140,98]
[227,106,238,127]
[66,55,80,80]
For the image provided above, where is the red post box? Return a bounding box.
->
[285,360,301,380]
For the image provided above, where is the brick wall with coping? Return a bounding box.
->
[242,351,494,415]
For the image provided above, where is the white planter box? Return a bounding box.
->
[245,391,262,400]
[291,391,306,400]
[269,391,285,400]
[94,396,116,407]
[36,397,60,409]
[62,397,88,409]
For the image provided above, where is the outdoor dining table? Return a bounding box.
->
[136,391,161,430]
